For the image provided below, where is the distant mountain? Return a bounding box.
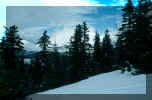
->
[23,50,37,58]
[23,45,69,58]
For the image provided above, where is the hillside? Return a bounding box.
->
[38,70,146,94]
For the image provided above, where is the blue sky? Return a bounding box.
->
[0,0,138,51]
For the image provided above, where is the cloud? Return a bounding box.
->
[22,40,40,51]
[7,6,98,44]
[49,24,97,46]
[7,6,97,28]
[1,0,101,39]
[20,26,47,43]
[49,26,74,46]
[99,28,118,45]
[46,7,99,46]
[20,26,48,51]
[0,0,139,40]
[49,24,118,47]
[100,14,122,25]
[109,29,118,43]
[88,26,96,45]
[7,6,122,51]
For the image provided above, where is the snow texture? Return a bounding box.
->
[38,70,146,94]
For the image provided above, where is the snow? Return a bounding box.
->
[38,70,146,94]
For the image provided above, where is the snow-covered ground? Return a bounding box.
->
[38,70,146,94]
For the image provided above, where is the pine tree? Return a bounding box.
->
[101,29,114,72]
[0,25,27,100]
[92,31,102,73]
[33,30,51,85]
[133,0,152,72]
[36,30,51,68]
[37,30,51,51]
[116,0,135,72]
[69,24,83,81]
[93,31,101,62]
[81,21,90,58]
[52,41,61,72]
[0,37,6,67]
[1,25,24,69]
[80,22,92,78]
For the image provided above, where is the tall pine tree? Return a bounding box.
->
[93,31,101,63]
[81,21,90,59]
[133,0,152,72]
[92,31,102,74]
[37,30,51,51]
[1,25,24,69]
[101,29,114,72]
[80,22,92,78]
[116,0,135,72]
[69,22,92,80]
[69,24,83,81]
[33,30,51,85]
[0,25,27,100]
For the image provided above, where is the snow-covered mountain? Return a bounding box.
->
[38,70,146,94]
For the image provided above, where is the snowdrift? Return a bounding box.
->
[38,70,146,94]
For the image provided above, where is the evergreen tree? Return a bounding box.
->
[133,0,152,72]
[101,29,114,72]
[92,31,102,73]
[80,22,92,78]
[0,25,27,100]
[37,30,51,51]
[116,0,135,72]
[52,41,61,72]
[33,30,51,85]
[93,31,101,63]
[69,22,92,79]
[69,24,83,81]
[81,21,90,58]
[0,37,6,67]
[1,25,24,69]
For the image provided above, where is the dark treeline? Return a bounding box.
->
[0,0,152,100]
[116,0,152,73]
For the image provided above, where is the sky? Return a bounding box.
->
[0,0,138,51]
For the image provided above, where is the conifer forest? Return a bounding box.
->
[0,0,152,100]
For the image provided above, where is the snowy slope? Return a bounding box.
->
[38,70,146,94]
